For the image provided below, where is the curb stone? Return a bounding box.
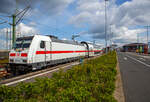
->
[114,54,125,102]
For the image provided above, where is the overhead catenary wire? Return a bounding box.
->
[15,6,30,25]
[0,0,92,48]
[105,0,108,53]
[23,18,72,37]
[7,28,9,50]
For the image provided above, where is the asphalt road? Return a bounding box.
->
[118,52,150,102]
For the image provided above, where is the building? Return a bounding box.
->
[123,43,148,53]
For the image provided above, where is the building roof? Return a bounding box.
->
[123,43,147,47]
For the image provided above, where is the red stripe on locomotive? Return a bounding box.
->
[36,50,102,54]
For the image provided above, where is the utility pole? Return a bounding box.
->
[137,33,139,43]
[10,27,12,50]
[4,29,6,50]
[105,0,108,53]
[93,40,95,45]
[144,25,150,44]
[144,25,150,54]
[0,4,30,48]
[111,32,113,44]
[12,14,16,46]
[72,35,80,41]
[6,28,9,50]
[110,24,112,45]
[137,33,139,51]
[12,0,18,47]
[146,26,149,44]
[11,6,30,47]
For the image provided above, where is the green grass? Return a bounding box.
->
[0,51,117,102]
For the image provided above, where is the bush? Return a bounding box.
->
[0,51,117,102]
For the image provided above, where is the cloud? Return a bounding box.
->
[16,23,38,36]
[69,12,92,27]
[69,0,150,45]
[28,22,36,26]
[113,0,150,27]
[0,39,7,50]
[0,28,12,50]
[0,23,38,49]
[38,0,74,16]
[0,0,15,14]
[1,0,150,47]
[77,1,105,13]
[0,0,74,16]
[112,26,146,44]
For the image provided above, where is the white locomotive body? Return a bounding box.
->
[9,35,102,74]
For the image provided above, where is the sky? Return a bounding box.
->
[0,0,150,49]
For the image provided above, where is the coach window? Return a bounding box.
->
[40,41,45,48]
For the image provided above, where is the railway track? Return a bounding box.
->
[0,55,102,86]
[0,61,79,86]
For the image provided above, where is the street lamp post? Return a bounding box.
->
[146,26,149,44]
[110,24,113,45]
[144,25,150,44]
[105,0,108,53]
[137,33,139,53]
[144,25,150,54]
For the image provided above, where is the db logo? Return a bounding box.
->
[17,53,20,56]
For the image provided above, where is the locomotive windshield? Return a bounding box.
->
[13,36,33,49]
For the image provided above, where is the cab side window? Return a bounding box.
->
[40,41,45,49]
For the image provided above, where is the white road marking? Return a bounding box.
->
[124,57,127,60]
[127,52,150,59]
[4,63,79,86]
[139,58,146,61]
[126,55,150,68]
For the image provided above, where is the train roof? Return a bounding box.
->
[16,36,34,41]
[45,34,83,46]
[46,35,58,39]
[123,43,147,47]
[16,35,83,46]
[50,37,83,46]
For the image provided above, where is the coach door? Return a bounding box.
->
[45,41,51,62]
